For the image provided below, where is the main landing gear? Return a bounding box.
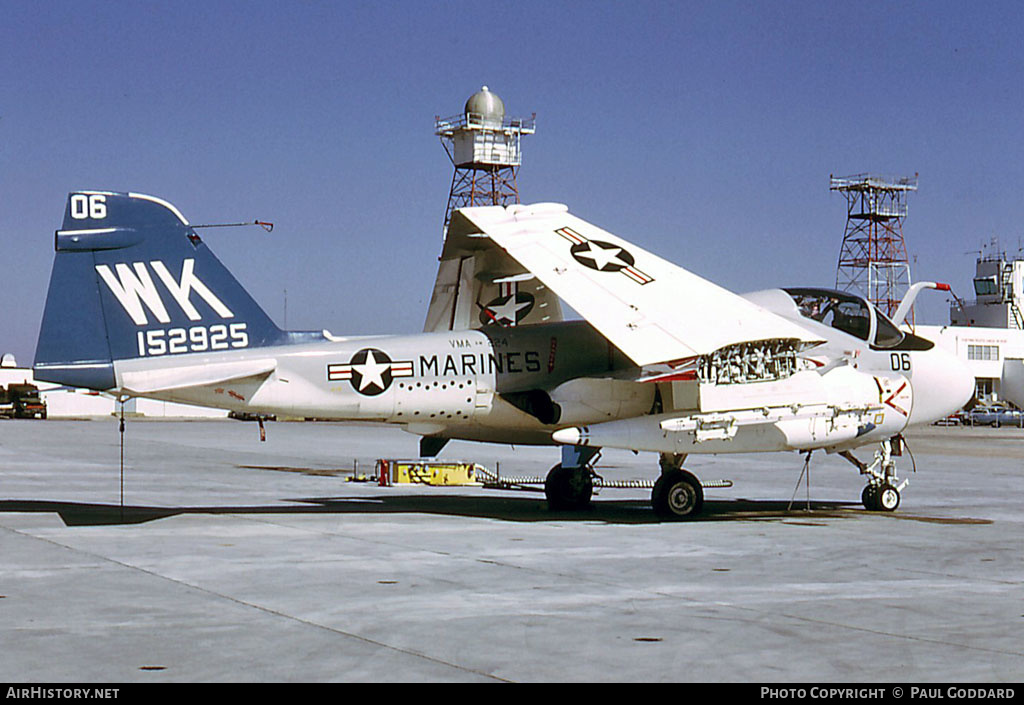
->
[544,463,595,510]
[544,445,599,511]
[544,449,707,519]
[842,437,906,512]
[651,453,703,520]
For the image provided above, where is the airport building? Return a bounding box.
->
[922,250,1024,407]
[917,324,1024,407]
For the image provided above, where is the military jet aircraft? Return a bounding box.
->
[35,192,974,518]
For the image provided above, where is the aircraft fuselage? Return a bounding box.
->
[113,320,650,444]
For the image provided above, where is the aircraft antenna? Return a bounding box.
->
[435,86,535,240]
[191,220,274,232]
[831,173,918,320]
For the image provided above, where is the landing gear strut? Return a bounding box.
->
[651,453,704,520]
[844,438,906,512]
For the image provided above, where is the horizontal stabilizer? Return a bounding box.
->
[119,358,276,394]
[456,204,823,366]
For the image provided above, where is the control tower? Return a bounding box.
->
[435,86,535,238]
[832,173,918,319]
[950,246,1024,329]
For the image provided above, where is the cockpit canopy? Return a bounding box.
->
[783,288,905,349]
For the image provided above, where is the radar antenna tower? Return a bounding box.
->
[435,86,535,238]
[831,173,918,319]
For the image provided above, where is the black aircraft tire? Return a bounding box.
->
[545,464,593,511]
[861,484,879,511]
[652,469,704,519]
[876,484,901,512]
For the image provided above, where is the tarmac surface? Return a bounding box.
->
[1,418,1022,682]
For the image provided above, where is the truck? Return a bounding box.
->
[6,383,47,419]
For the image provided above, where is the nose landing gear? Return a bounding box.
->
[862,482,902,511]
[844,438,906,512]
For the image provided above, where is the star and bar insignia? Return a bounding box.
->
[327,348,412,396]
[555,226,654,285]
[479,291,535,326]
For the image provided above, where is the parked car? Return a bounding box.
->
[964,404,1024,427]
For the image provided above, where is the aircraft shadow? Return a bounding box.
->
[0,495,862,528]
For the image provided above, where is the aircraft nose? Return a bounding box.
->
[909,348,975,426]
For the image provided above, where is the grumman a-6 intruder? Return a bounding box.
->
[35,192,974,518]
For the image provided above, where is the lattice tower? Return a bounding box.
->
[832,173,918,319]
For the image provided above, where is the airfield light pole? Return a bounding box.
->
[435,86,535,239]
[832,173,918,320]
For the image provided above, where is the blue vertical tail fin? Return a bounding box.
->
[34,191,285,389]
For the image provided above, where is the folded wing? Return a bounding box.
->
[423,206,564,332]
[455,203,822,367]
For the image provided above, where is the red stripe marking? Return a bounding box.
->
[884,381,909,417]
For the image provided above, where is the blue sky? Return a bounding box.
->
[3,0,1023,364]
